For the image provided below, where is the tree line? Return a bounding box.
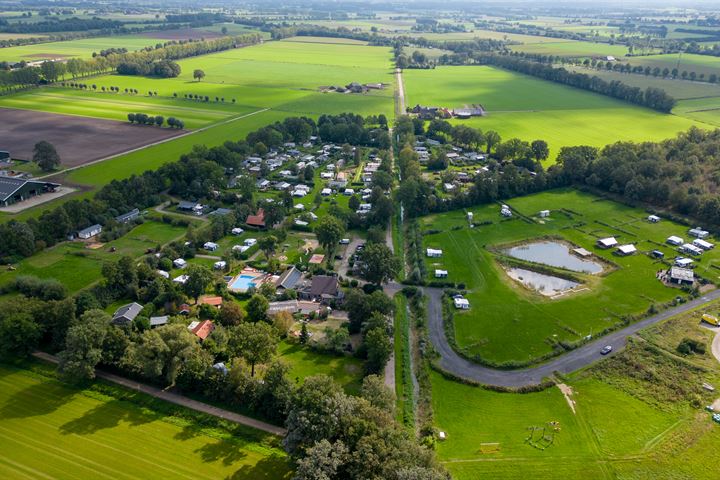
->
[0,16,122,34]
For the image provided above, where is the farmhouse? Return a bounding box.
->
[0,175,60,207]
[666,236,683,246]
[597,237,618,249]
[77,224,102,240]
[246,208,266,228]
[112,302,143,326]
[689,228,709,239]
[427,248,443,258]
[115,208,140,224]
[616,244,637,256]
[669,267,694,285]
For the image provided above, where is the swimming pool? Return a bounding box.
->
[228,274,258,292]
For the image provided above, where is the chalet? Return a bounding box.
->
[427,248,443,258]
[188,320,215,341]
[275,181,292,191]
[0,175,60,207]
[198,295,223,308]
[597,237,618,249]
[666,236,683,246]
[246,209,266,228]
[320,172,334,179]
[231,227,244,235]
[256,179,270,190]
[149,316,168,328]
[213,261,227,270]
[435,269,448,278]
[616,244,637,256]
[112,302,143,326]
[647,215,660,223]
[651,250,665,259]
[115,208,140,224]
[203,242,219,251]
[173,258,187,269]
[681,243,703,256]
[343,188,354,196]
[539,210,550,218]
[689,228,709,239]
[244,238,257,247]
[669,267,694,285]
[77,224,102,240]
[453,296,470,309]
[693,239,714,250]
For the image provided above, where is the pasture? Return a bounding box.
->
[277,341,364,395]
[421,189,720,365]
[0,363,291,479]
[433,300,720,480]
[623,53,720,79]
[0,220,187,292]
[403,66,706,160]
[0,35,167,62]
[509,40,631,58]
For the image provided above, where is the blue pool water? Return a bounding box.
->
[229,274,257,291]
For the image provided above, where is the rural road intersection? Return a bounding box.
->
[420,285,720,388]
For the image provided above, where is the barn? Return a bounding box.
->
[0,176,60,207]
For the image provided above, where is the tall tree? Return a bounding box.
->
[32,141,61,171]
[315,215,345,267]
[58,309,109,383]
[193,69,206,81]
[358,243,400,285]
[229,322,277,376]
[184,264,213,302]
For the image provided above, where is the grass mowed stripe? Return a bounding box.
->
[0,364,291,480]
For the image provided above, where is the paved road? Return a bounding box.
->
[712,327,720,364]
[424,287,720,387]
[33,351,287,436]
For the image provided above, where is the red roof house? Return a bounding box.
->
[246,208,266,228]
[188,320,215,341]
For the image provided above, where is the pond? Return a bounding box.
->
[505,241,603,274]
[506,268,580,297]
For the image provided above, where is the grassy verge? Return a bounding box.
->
[394,294,414,428]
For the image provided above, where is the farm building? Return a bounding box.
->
[616,244,637,256]
[77,224,102,240]
[0,176,60,207]
[597,237,618,249]
[669,267,694,285]
[427,248,443,258]
[666,236,683,246]
[112,302,143,326]
[435,269,448,278]
[115,208,140,224]
[689,228,709,239]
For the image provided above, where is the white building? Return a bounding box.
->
[426,248,443,258]
[203,242,219,251]
[435,269,448,278]
[666,236,683,246]
[597,237,618,249]
[453,297,470,309]
[173,258,187,269]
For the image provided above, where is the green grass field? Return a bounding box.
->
[0,35,169,62]
[0,362,291,479]
[623,53,720,79]
[510,40,631,58]
[433,300,720,479]
[403,66,706,160]
[422,188,720,365]
[0,220,187,292]
[277,340,364,394]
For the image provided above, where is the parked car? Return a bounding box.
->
[600,345,613,355]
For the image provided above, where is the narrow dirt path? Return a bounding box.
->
[32,351,287,436]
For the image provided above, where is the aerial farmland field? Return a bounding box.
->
[421,188,720,365]
[403,66,706,159]
[0,363,291,480]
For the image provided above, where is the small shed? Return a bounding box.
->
[597,237,618,249]
[435,269,448,278]
[647,215,660,223]
[539,210,550,218]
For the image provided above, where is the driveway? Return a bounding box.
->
[424,287,720,388]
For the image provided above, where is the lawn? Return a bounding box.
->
[0,362,291,479]
[421,188,720,365]
[432,299,720,480]
[403,66,706,160]
[277,340,364,395]
[0,220,187,293]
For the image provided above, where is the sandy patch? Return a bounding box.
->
[557,383,576,414]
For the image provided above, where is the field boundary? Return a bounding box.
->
[38,108,271,181]
[32,351,287,436]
